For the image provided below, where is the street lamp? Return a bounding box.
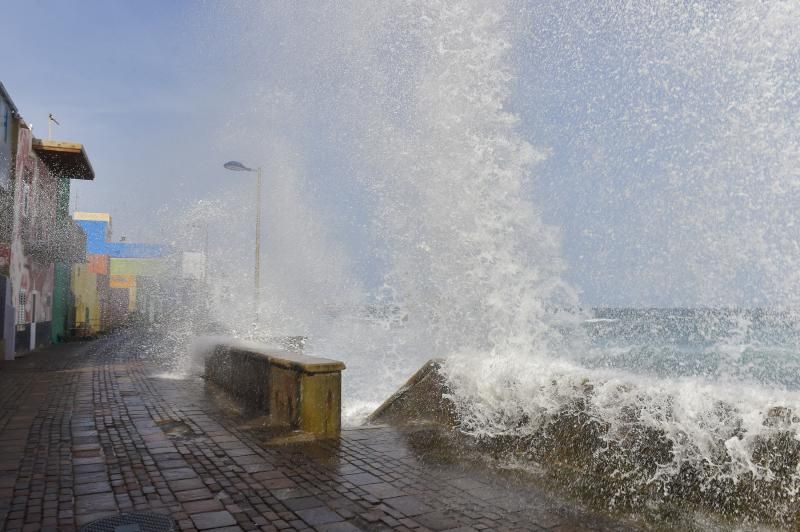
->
[223,161,262,326]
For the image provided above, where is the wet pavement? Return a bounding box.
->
[0,334,633,531]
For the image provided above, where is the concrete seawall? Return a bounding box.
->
[202,338,345,439]
[369,359,456,427]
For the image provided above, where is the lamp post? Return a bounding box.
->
[223,161,262,327]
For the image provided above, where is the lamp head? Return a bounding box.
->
[223,160,253,172]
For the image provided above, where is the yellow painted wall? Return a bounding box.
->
[109,258,165,277]
[71,263,101,333]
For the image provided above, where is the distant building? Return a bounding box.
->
[72,212,164,333]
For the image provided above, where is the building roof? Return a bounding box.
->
[0,81,20,118]
[74,212,111,222]
[32,138,95,180]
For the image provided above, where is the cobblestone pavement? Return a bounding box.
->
[0,334,634,532]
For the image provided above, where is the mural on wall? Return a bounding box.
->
[10,127,55,326]
[0,244,9,273]
[30,263,54,322]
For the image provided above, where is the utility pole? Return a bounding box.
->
[223,160,263,333]
[204,223,209,281]
[255,166,262,313]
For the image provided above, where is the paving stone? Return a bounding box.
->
[314,522,363,532]
[74,471,109,484]
[73,456,104,466]
[163,468,200,481]
[177,488,216,503]
[261,477,298,490]
[184,499,225,513]
[251,470,286,481]
[149,445,178,454]
[380,514,401,527]
[284,496,326,511]
[415,512,462,531]
[341,473,382,486]
[232,454,266,466]
[383,496,434,517]
[191,510,237,529]
[75,492,117,513]
[296,506,343,526]
[74,481,112,496]
[225,448,256,458]
[242,463,275,474]
[361,482,405,500]
[171,478,208,492]
[157,459,190,470]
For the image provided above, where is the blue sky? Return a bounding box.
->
[2,2,797,307]
[1,1,227,237]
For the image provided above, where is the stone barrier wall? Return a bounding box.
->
[370,359,800,528]
[204,339,345,439]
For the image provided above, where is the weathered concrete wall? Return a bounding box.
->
[204,339,345,439]
[369,359,457,427]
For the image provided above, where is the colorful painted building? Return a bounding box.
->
[0,81,94,358]
[0,82,20,359]
[72,212,164,333]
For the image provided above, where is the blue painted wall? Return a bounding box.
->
[75,219,163,258]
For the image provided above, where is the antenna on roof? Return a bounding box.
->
[48,113,60,140]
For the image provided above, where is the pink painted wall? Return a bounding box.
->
[10,127,56,326]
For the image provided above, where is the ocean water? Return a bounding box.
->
[583,308,800,389]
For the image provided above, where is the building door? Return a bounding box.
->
[1,276,12,360]
[29,292,36,351]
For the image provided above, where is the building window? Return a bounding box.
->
[17,290,25,325]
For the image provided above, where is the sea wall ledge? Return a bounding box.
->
[370,359,800,528]
[202,338,345,439]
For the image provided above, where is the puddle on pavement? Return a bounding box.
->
[156,419,194,440]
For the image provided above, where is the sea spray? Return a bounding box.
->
[140,154,366,377]
[203,0,583,416]
[362,0,582,361]
[180,2,800,523]
[360,1,800,524]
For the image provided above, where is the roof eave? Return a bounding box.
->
[0,81,20,118]
[32,138,95,180]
